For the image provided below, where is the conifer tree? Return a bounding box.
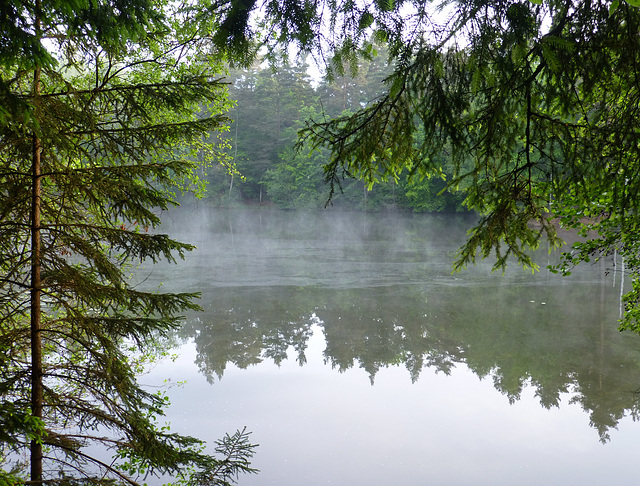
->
[209,0,640,331]
[0,0,256,484]
[296,0,640,331]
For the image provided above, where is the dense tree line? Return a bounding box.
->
[202,51,468,212]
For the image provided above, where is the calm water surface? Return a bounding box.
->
[142,208,640,485]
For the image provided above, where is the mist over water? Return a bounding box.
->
[141,207,640,486]
[150,208,520,289]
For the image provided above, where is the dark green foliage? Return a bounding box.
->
[250,0,640,328]
[203,0,640,328]
[203,54,318,204]
[263,142,328,209]
[0,0,257,484]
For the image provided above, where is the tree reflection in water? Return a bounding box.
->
[177,280,640,443]
[147,208,640,445]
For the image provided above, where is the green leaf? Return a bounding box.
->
[358,11,375,30]
[609,0,620,15]
[376,0,395,12]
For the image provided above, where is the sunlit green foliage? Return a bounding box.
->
[222,54,318,202]
[217,44,465,212]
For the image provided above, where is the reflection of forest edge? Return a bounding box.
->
[177,282,640,443]
[152,208,640,443]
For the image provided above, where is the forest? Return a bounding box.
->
[203,52,468,212]
[4,0,640,484]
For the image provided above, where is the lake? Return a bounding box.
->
[141,208,640,485]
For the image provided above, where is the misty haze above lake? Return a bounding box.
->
[141,208,640,486]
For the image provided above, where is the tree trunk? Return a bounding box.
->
[30,103,43,485]
[30,4,44,480]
